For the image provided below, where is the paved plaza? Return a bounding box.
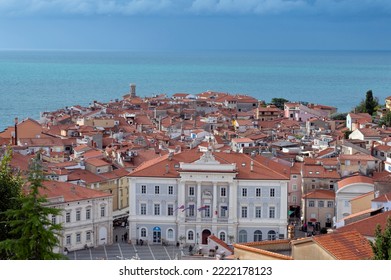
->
[67,242,186,260]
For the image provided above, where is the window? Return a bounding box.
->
[292,184,297,191]
[141,185,146,194]
[167,204,174,216]
[66,212,71,223]
[270,188,275,197]
[204,205,211,218]
[76,210,81,221]
[141,228,147,238]
[255,207,262,218]
[220,187,226,197]
[344,200,350,207]
[86,231,91,242]
[241,206,248,218]
[220,206,227,217]
[327,201,334,208]
[188,230,194,241]
[167,229,174,239]
[189,186,195,196]
[86,208,91,220]
[188,204,195,217]
[100,206,105,217]
[309,200,315,207]
[51,215,56,225]
[292,195,297,203]
[256,188,262,197]
[76,233,81,243]
[239,230,247,243]
[66,235,71,245]
[154,204,160,215]
[242,188,247,197]
[318,201,324,207]
[268,230,276,240]
[254,230,262,242]
[140,203,147,215]
[155,186,160,194]
[168,186,173,195]
[269,206,275,218]
[219,232,226,242]
[292,175,297,179]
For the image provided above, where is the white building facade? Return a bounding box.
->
[128,150,289,249]
[42,181,113,253]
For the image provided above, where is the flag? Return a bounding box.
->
[182,205,194,212]
[198,205,208,211]
[174,205,185,212]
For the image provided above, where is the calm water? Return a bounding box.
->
[0,50,390,130]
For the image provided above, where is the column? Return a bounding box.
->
[212,182,217,222]
[196,182,202,221]
[228,181,238,240]
[176,180,186,223]
[176,180,186,240]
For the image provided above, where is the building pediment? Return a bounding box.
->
[179,151,236,172]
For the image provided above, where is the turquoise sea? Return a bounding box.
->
[0,50,391,130]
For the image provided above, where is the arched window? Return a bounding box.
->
[140,228,147,238]
[238,230,247,243]
[219,231,226,242]
[188,230,194,241]
[254,230,262,242]
[167,229,174,240]
[268,230,276,240]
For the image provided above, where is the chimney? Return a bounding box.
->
[250,160,254,172]
[14,117,18,146]
[165,164,169,174]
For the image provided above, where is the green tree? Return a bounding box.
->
[330,112,348,121]
[379,111,391,127]
[371,216,391,260]
[353,90,379,116]
[344,130,352,139]
[0,155,64,260]
[270,98,290,110]
[0,148,22,259]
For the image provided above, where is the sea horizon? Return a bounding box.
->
[1,49,391,130]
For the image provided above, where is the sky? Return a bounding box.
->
[0,0,390,51]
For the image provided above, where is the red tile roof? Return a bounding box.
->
[130,150,290,180]
[313,230,373,260]
[302,165,340,179]
[337,175,374,189]
[336,210,391,237]
[41,180,111,202]
[302,189,335,199]
[208,235,233,253]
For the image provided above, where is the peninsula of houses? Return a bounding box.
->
[1,84,391,260]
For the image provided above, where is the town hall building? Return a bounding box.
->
[127,149,290,250]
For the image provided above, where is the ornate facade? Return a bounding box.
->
[128,150,289,248]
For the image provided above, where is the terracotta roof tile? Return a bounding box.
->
[41,180,111,202]
[337,175,374,189]
[302,189,335,199]
[234,241,293,260]
[313,230,373,260]
[208,235,233,253]
[336,211,391,237]
[372,191,391,203]
[130,150,290,180]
